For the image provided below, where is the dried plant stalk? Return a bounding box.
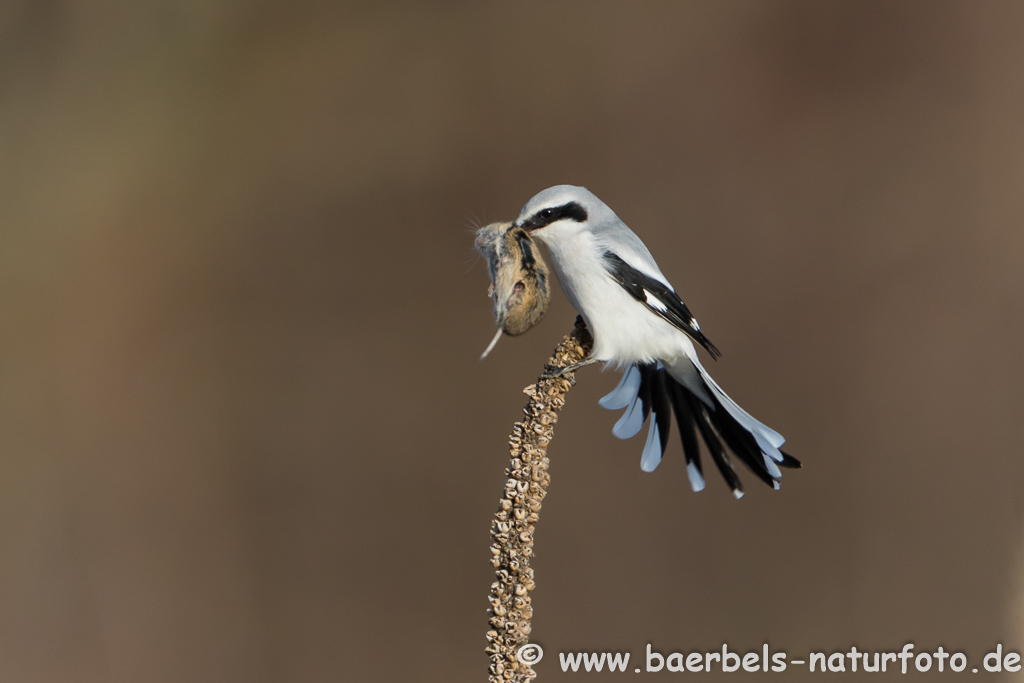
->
[486,318,594,682]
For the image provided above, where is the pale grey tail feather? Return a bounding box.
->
[676,357,787,462]
[599,364,641,411]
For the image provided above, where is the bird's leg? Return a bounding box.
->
[540,357,600,384]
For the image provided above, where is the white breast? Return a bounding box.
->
[542,231,693,367]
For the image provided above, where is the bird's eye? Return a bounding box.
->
[540,208,554,219]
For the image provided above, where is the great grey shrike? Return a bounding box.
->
[513,185,800,498]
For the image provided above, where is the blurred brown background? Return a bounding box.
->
[2,1,1024,681]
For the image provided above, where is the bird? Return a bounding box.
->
[474,222,551,358]
[511,185,800,498]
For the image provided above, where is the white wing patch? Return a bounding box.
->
[643,288,704,333]
[642,289,668,312]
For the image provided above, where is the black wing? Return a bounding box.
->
[603,251,721,359]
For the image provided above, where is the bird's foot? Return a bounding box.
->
[539,358,600,384]
[540,364,573,384]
